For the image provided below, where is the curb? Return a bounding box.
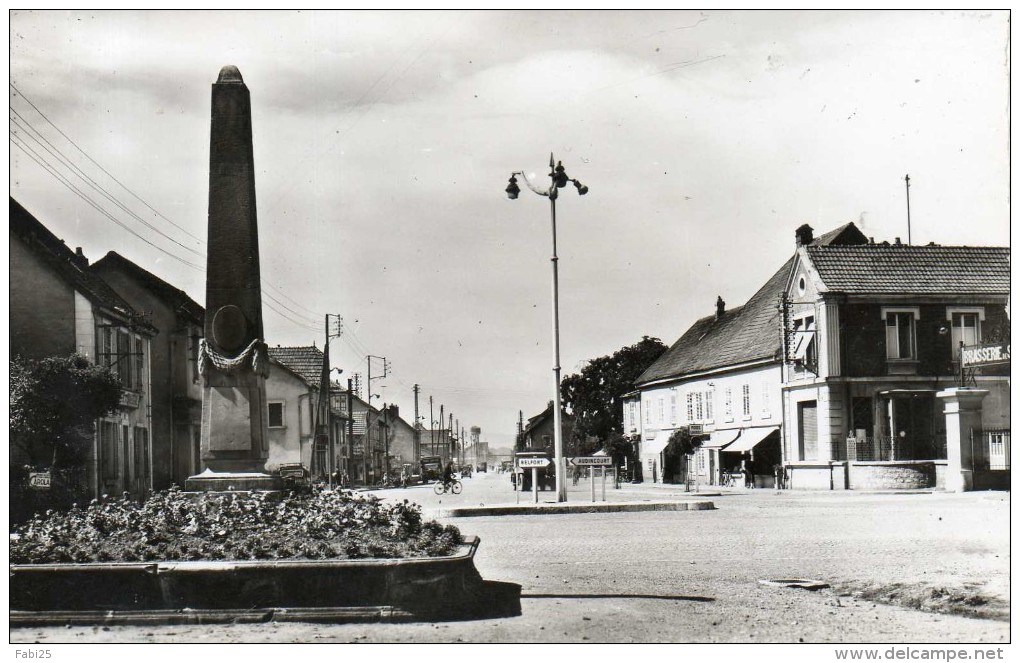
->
[431,499,715,518]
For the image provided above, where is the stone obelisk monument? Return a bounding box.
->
[186,66,281,492]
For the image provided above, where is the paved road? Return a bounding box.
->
[12,473,1009,644]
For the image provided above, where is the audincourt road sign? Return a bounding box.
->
[570,456,613,467]
[518,457,550,468]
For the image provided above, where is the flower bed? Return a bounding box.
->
[10,487,462,564]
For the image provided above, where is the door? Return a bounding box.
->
[798,401,818,461]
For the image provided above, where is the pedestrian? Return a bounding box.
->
[742,457,754,489]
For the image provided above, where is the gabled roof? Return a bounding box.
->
[10,198,153,332]
[522,402,573,436]
[268,345,327,387]
[92,251,205,325]
[806,244,1010,296]
[637,222,868,386]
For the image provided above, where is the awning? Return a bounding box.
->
[641,430,671,455]
[701,428,742,449]
[723,426,780,454]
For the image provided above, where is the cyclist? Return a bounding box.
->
[442,461,455,492]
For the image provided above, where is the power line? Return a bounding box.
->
[10,111,205,259]
[10,81,206,245]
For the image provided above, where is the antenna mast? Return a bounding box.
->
[904,174,912,245]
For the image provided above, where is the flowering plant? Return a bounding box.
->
[10,487,462,564]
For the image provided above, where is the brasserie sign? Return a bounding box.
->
[961,343,1010,368]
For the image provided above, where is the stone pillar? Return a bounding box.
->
[936,388,989,493]
[186,66,281,492]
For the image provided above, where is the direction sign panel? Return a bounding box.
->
[518,458,550,468]
[570,456,613,467]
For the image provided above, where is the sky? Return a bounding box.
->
[9,10,1011,449]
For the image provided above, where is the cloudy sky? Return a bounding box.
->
[9,10,1010,448]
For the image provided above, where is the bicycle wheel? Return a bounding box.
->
[451,480,462,495]
[433,481,445,495]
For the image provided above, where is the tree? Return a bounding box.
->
[560,335,668,448]
[11,354,123,468]
[11,354,123,522]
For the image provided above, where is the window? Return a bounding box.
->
[658,397,665,424]
[116,330,132,387]
[761,380,770,417]
[792,315,817,368]
[741,384,751,418]
[102,327,115,369]
[686,393,694,422]
[627,402,635,429]
[705,389,714,422]
[268,401,285,428]
[882,308,919,360]
[101,421,118,479]
[134,338,145,390]
[644,399,651,424]
[948,308,983,360]
[670,392,677,423]
[724,387,733,419]
[190,333,200,383]
[697,449,706,471]
[694,392,703,421]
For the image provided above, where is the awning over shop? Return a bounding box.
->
[723,426,780,454]
[701,428,742,449]
[641,430,670,455]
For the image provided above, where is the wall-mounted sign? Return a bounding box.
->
[962,343,1010,368]
[28,472,51,489]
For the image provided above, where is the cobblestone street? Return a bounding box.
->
[13,473,1010,644]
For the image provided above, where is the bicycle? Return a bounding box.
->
[433,479,463,495]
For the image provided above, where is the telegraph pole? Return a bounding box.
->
[413,384,420,463]
[429,396,435,455]
[347,378,354,485]
[439,404,445,461]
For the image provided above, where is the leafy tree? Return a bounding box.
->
[560,335,668,448]
[11,354,123,523]
[11,354,123,468]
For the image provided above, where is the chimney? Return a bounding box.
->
[72,247,89,268]
[716,296,726,320]
[894,237,902,246]
[795,224,814,247]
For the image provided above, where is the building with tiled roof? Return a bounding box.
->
[630,222,868,486]
[92,251,205,490]
[782,232,1010,491]
[10,198,156,501]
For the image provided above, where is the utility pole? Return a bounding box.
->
[904,174,912,245]
[413,384,420,463]
[439,404,445,461]
[347,378,354,485]
[449,412,454,462]
[366,355,387,483]
[429,396,435,455]
[518,410,524,450]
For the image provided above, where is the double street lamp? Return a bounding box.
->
[505,153,588,503]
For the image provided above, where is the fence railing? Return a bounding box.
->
[846,434,947,462]
[970,428,1011,471]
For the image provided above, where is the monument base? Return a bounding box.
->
[185,468,284,492]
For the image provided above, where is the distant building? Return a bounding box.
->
[92,251,204,489]
[519,402,575,454]
[266,346,347,478]
[10,198,156,498]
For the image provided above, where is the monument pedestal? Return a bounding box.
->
[185,468,283,492]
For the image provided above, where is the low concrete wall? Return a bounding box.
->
[10,536,520,622]
[972,470,1010,491]
[847,461,935,490]
[787,463,833,489]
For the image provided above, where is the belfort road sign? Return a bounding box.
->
[962,343,1010,368]
[518,457,550,468]
[570,456,613,467]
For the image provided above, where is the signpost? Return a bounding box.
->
[960,342,1010,384]
[518,457,549,504]
[28,472,51,490]
[571,457,612,502]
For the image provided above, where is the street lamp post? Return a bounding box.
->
[505,153,588,503]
